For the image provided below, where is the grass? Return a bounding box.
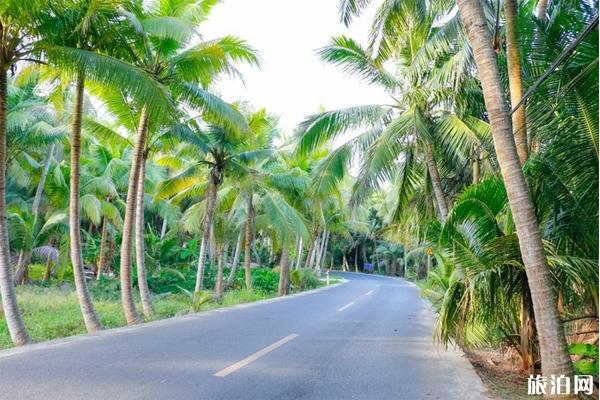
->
[0,285,279,350]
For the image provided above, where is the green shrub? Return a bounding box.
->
[290,268,320,291]
[252,269,279,293]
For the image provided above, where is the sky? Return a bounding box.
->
[201,0,389,135]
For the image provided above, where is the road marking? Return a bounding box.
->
[213,334,298,377]
[337,301,355,312]
[365,290,373,296]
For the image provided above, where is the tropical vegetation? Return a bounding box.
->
[0,0,597,392]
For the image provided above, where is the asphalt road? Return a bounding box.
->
[0,272,488,400]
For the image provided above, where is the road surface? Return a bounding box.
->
[0,272,488,399]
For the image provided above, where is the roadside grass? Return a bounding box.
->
[0,269,328,350]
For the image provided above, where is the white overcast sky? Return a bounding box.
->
[201,0,389,135]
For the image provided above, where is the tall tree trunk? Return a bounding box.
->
[96,217,109,279]
[354,246,359,272]
[317,230,329,274]
[160,217,167,239]
[277,247,290,296]
[243,194,254,290]
[314,231,326,272]
[13,251,30,285]
[310,235,320,269]
[32,143,55,218]
[521,281,535,374]
[214,245,225,300]
[295,236,303,270]
[69,72,103,332]
[536,0,549,19]
[43,254,53,282]
[424,142,449,221]
[119,106,149,326]
[457,0,573,383]
[195,180,218,293]
[505,0,528,165]
[304,236,315,269]
[226,231,243,289]
[135,157,153,319]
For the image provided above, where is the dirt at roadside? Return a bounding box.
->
[464,348,539,400]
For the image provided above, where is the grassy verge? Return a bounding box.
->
[0,276,326,350]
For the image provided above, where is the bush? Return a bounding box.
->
[290,268,320,291]
[252,269,279,293]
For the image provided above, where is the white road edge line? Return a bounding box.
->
[213,334,299,378]
[365,290,373,296]
[337,301,355,312]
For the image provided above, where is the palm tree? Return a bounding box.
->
[114,0,258,324]
[297,19,487,224]
[455,0,573,380]
[0,0,56,346]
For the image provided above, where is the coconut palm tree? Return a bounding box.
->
[0,0,58,346]
[113,0,259,324]
[297,15,488,224]
[455,0,574,381]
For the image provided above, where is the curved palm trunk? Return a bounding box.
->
[214,246,225,300]
[0,72,29,346]
[505,0,528,165]
[32,143,55,218]
[119,107,149,326]
[195,180,218,293]
[243,194,254,290]
[135,157,153,319]
[277,247,290,296]
[457,0,573,382]
[96,216,109,279]
[424,142,449,221]
[69,72,103,333]
[225,231,243,289]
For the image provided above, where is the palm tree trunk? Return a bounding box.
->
[304,236,315,269]
[505,0,528,165]
[226,231,243,289]
[536,0,549,19]
[119,106,150,326]
[457,0,573,382]
[317,230,329,274]
[69,72,103,333]
[135,157,153,319]
[214,245,225,300]
[314,231,325,272]
[243,194,254,290]
[96,217,109,279]
[424,142,449,221]
[354,246,359,272]
[310,235,320,269]
[32,143,55,218]
[13,251,30,285]
[521,282,535,374]
[195,180,218,293]
[277,246,290,296]
[295,236,303,270]
[43,254,53,282]
[160,217,168,239]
